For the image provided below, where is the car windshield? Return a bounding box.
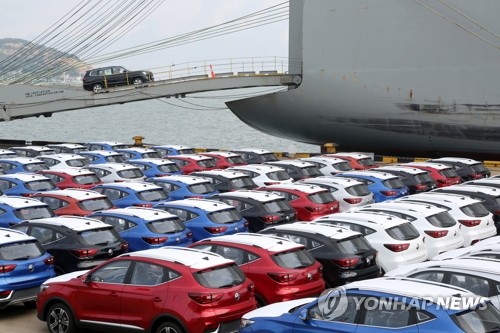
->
[197,159,217,168]
[158,164,181,173]
[386,223,420,240]
[460,202,490,217]
[137,189,168,201]
[74,174,101,185]
[308,191,336,204]
[0,240,45,260]
[345,184,371,196]
[451,302,500,333]
[426,211,456,227]
[267,171,291,181]
[117,169,143,179]
[440,168,459,178]
[79,198,113,211]
[67,159,89,167]
[78,228,120,245]
[26,180,57,191]
[334,235,372,254]
[272,248,315,269]
[14,206,54,219]
[383,177,406,189]
[147,218,185,234]
[188,182,216,194]
[263,199,292,212]
[208,208,242,224]
[359,158,376,166]
[105,155,126,163]
[194,264,245,288]
[24,163,48,172]
[230,177,255,188]
[226,156,245,164]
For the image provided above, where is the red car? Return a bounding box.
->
[31,188,113,216]
[37,247,256,333]
[37,168,103,190]
[323,152,378,170]
[165,154,218,174]
[199,151,247,169]
[190,233,325,306]
[257,183,340,221]
[401,162,462,188]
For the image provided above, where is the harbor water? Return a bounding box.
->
[0,87,319,153]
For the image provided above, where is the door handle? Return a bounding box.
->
[153,297,162,303]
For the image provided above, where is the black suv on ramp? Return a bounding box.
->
[82,66,154,92]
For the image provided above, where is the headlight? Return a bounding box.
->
[240,318,255,328]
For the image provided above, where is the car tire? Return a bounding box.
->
[156,321,184,333]
[92,83,104,93]
[47,303,76,333]
[132,77,144,85]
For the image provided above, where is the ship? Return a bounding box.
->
[226,0,500,159]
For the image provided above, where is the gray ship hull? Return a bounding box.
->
[227,0,500,158]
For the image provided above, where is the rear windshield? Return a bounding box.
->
[14,206,54,220]
[179,149,195,154]
[74,174,101,185]
[386,223,420,240]
[308,191,336,204]
[26,180,57,191]
[359,158,376,166]
[426,211,456,227]
[440,168,459,178]
[137,189,168,201]
[67,159,89,167]
[117,169,144,179]
[24,163,47,172]
[460,202,490,217]
[333,161,352,171]
[263,199,292,212]
[227,156,245,164]
[188,182,216,194]
[415,172,435,183]
[334,235,372,254]
[105,155,126,163]
[208,209,242,224]
[261,153,278,162]
[79,198,113,211]
[147,218,185,234]
[142,152,160,159]
[194,264,246,288]
[78,228,121,245]
[0,240,45,260]
[272,248,315,269]
[451,302,500,333]
[230,177,255,188]
[197,159,217,168]
[471,163,488,173]
[267,171,291,181]
[302,166,322,177]
[158,164,181,173]
[346,184,371,196]
[383,177,406,189]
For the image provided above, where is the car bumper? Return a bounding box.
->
[0,286,39,309]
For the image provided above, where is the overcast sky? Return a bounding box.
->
[1,1,289,70]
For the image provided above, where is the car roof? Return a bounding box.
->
[201,151,242,157]
[153,174,212,184]
[38,153,87,161]
[266,160,315,167]
[116,147,157,153]
[385,258,500,277]
[374,165,428,175]
[300,156,349,164]
[328,152,372,159]
[80,150,124,156]
[402,192,481,206]
[228,164,286,172]
[261,183,328,194]
[316,211,410,228]
[167,154,212,161]
[46,143,86,149]
[95,181,161,191]
[129,158,176,165]
[338,170,399,180]
[152,144,194,149]
[0,157,46,164]
[192,170,249,179]
[402,162,453,170]
[125,246,232,269]
[0,173,50,181]
[86,163,139,171]
[10,145,55,152]
[86,141,128,146]
[39,167,96,176]
[158,198,235,212]
[96,207,176,220]
[361,201,448,215]
[35,188,106,200]
[429,157,481,165]
[434,185,500,196]
[0,196,48,208]
[232,148,274,154]
[24,216,111,231]
[200,233,304,252]
[301,176,365,187]
[214,190,285,202]
[0,227,36,244]
[267,221,361,240]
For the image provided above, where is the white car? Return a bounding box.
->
[85,163,146,183]
[297,176,374,212]
[299,156,353,175]
[45,143,88,154]
[433,243,500,261]
[0,149,17,158]
[314,211,429,272]
[227,164,293,187]
[385,258,500,309]
[356,201,464,258]
[397,192,497,246]
[36,153,90,169]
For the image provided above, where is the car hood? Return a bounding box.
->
[243,297,316,319]
[44,270,90,284]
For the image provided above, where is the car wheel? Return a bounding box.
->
[156,321,184,333]
[23,300,37,309]
[47,303,76,333]
[132,77,144,85]
[92,83,104,93]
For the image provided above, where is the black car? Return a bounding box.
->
[231,149,279,164]
[190,170,258,192]
[209,190,296,232]
[428,157,491,181]
[264,160,322,181]
[373,165,437,194]
[82,66,154,93]
[11,216,128,274]
[259,222,381,288]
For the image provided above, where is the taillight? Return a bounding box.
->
[384,243,410,252]
[458,220,481,227]
[186,231,193,239]
[424,230,449,238]
[264,182,280,185]
[344,198,362,204]
[188,292,223,304]
[71,249,98,258]
[44,256,54,265]
[0,290,12,298]
[305,206,322,213]
[381,190,397,197]
[472,174,483,179]
[21,193,33,197]
[204,226,228,234]
[247,283,255,292]
[262,215,280,224]
[114,180,125,182]
[414,184,428,191]
[142,237,168,245]
[0,264,16,274]
[121,242,129,251]
[267,272,298,283]
[133,203,153,208]
[332,258,360,267]
[186,196,203,199]
[244,221,249,228]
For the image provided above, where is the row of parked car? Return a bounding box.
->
[0,141,499,332]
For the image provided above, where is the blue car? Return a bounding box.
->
[150,144,196,157]
[92,181,171,208]
[128,158,182,178]
[0,228,55,309]
[240,277,500,333]
[0,196,55,228]
[0,173,58,196]
[89,207,193,251]
[0,157,48,174]
[79,150,127,164]
[146,174,219,200]
[115,148,161,160]
[335,170,409,202]
[84,141,129,151]
[153,198,248,241]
